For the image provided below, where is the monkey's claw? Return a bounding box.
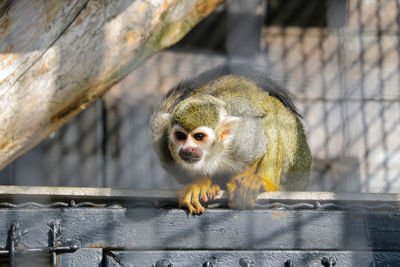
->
[177,177,221,214]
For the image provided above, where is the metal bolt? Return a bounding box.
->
[321,256,336,267]
[8,222,27,267]
[285,259,294,267]
[239,257,255,267]
[203,261,213,267]
[156,259,173,267]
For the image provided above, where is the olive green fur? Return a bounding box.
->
[172,97,220,131]
[194,75,268,117]
[257,96,312,190]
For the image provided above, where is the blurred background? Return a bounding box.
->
[1,0,399,193]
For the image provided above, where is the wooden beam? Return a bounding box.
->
[0,0,224,170]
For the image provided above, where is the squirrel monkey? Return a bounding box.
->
[150,65,311,214]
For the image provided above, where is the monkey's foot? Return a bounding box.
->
[227,172,264,210]
[177,177,221,214]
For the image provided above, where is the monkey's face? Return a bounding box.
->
[169,124,216,172]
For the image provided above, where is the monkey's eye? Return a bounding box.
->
[194,133,205,141]
[175,131,187,141]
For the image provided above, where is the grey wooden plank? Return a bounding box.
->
[0,208,400,250]
[1,186,400,204]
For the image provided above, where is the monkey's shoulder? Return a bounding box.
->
[164,74,260,102]
[162,68,301,118]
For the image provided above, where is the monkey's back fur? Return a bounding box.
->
[151,65,312,191]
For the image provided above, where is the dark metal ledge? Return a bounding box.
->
[1,186,400,266]
[0,185,399,210]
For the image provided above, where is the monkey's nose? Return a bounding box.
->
[179,148,202,163]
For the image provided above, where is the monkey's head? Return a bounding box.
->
[165,96,239,176]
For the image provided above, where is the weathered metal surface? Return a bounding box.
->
[58,248,102,267]
[0,220,80,267]
[1,207,400,251]
[0,249,102,267]
[105,250,400,266]
[0,0,224,171]
[0,188,400,265]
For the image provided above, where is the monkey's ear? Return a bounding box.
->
[160,113,171,123]
[151,113,171,129]
[150,112,172,142]
[218,116,240,143]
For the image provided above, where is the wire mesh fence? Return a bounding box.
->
[0,0,399,193]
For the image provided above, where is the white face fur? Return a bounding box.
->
[169,124,216,174]
[168,115,241,177]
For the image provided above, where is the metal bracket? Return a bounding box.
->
[0,220,79,267]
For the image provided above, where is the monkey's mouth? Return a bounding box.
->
[180,155,201,164]
[183,158,201,164]
[179,150,202,163]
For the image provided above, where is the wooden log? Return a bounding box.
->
[0,0,224,170]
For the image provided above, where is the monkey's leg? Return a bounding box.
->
[177,177,221,214]
[227,158,279,209]
[227,162,261,209]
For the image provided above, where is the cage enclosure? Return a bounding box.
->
[0,0,400,266]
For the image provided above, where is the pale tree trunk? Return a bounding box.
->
[0,0,224,170]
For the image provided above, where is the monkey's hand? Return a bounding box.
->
[177,177,221,214]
